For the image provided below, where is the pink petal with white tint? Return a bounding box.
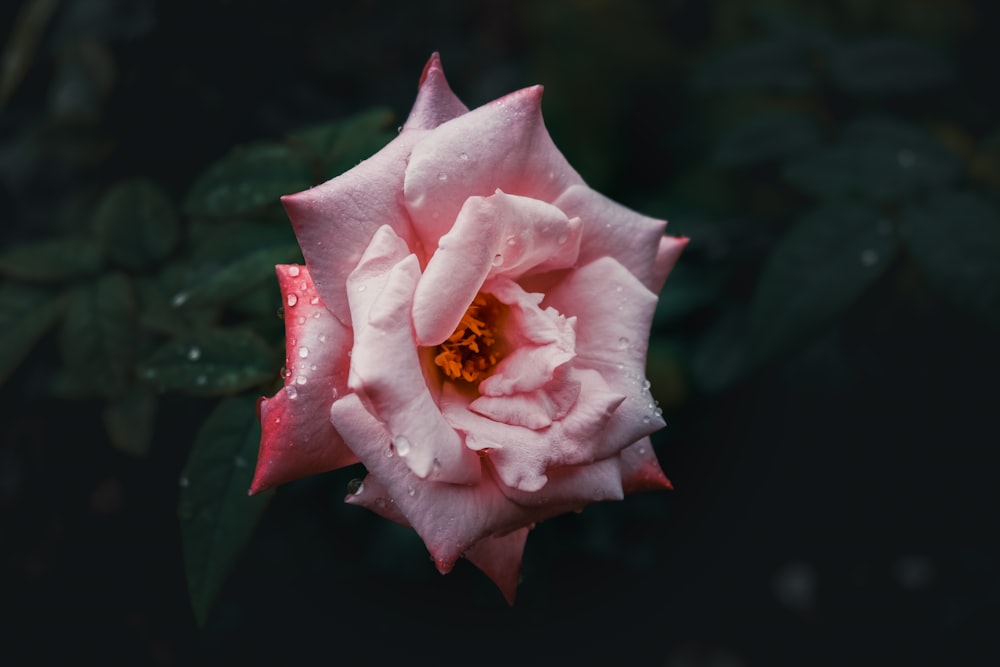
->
[250,265,357,495]
[470,364,581,429]
[619,437,673,494]
[346,225,480,485]
[442,371,625,492]
[478,277,576,396]
[543,257,667,447]
[403,85,585,250]
[554,184,668,291]
[464,528,529,605]
[412,191,581,346]
[403,52,469,132]
[281,131,423,328]
[344,472,411,527]
[650,235,689,294]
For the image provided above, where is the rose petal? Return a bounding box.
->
[619,437,673,494]
[346,225,480,484]
[281,132,423,327]
[344,472,411,526]
[412,191,581,346]
[463,527,530,605]
[250,265,357,494]
[554,184,668,291]
[403,52,469,132]
[403,85,585,250]
[650,235,689,294]
[469,364,581,429]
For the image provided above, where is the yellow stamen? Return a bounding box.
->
[434,293,506,383]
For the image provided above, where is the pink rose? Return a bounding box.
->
[250,53,687,603]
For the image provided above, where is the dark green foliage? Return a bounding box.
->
[0,283,64,385]
[94,179,180,270]
[0,237,103,283]
[828,37,955,94]
[178,395,274,627]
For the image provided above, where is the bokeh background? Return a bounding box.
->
[2,0,999,665]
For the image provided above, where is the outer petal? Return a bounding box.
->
[554,185,668,291]
[346,225,480,484]
[543,257,666,448]
[650,235,689,294]
[619,437,673,494]
[464,528,530,605]
[251,265,357,494]
[403,85,585,250]
[403,52,469,131]
[281,130,423,327]
[412,191,581,346]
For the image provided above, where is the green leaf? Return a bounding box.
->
[135,266,220,337]
[184,142,313,218]
[902,192,1000,329]
[138,329,276,396]
[58,273,137,397]
[288,107,396,180]
[102,388,157,457]
[0,237,103,283]
[783,117,959,200]
[179,395,273,627]
[94,179,180,270]
[713,112,822,167]
[748,202,897,364]
[829,37,954,94]
[0,283,65,386]
[176,243,301,309]
[695,40,816,92]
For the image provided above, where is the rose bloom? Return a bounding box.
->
[250,53,687,603]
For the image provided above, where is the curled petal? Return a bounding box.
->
[469,364,581,430]
[346,226,480,484]
[412,191,581,346]
[403,52,469,131]
[403,85,585,250]
[620,438,673,494]
[554,185,668,291]
[650,235,689,294]
[251,265,357,494]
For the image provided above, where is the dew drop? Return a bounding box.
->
[618,336,630,349]
[557,232,568,245]
[642,379,652,390]
[195,374,208,386]
[299,281,307,291]
[357,284,367,293]
[279,366,290,379]
[638,446,647,455]
[286,294,298,307]
[505,235,517,246]
[310,296,320,305]
[347,478,365,495]
[297,316,306,325]
[295,375,307,386]
[437,172,448,181]
[492,253,504,267]
[298,346,309,359]
[318,334,327,343]
[458,152,469,161]
[407,485,416,497]
[654,407,663,418]
[642,415,651,424]
[615,285,623,293]
[288,266,300,277]
[393,435,411,457]
[187,346,201,361]
[310,364,317,371]
[385,447,394,458]
[312,312,320,319]
[284,385,298,399]
[171,291,189,307]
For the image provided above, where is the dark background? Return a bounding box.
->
[2,0,998,665]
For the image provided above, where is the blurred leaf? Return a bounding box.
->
[94,179,180,270]
[713,112,822,167]
[654,262,726,326]
[902,192,1000,329]
[748,202,897,365]
[784,117,959,200]
[0,283,64,386]
[59,272,137,397]
[177,244,301,309]
[829,37,954,94]
[178,395,273,627]
[187,220,298,266]
[102,388,157,457]
[288,107,396,180]
[138,329,276,396]
[0,0,60,106]
[695,40,816,92]
[0,236,103,283]
[135,266,220,337]
[184,142,313,218]
[692,306,749,394]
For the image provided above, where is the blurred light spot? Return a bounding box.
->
[893,554,934,590]
[773,560,817,611]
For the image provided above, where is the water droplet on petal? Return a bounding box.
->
[288,266,300,277]
[298,346,309,359]
[557,232,568,245]
[295,375,307,385]
[385,447,394,458]
[347,478,365,495]
[187,346,201,361]
[492,253,504,267]
[297,316,306,325]
[310,296,320,305]
[284,385,298,399]
[357,284,366,293]
[638,446,647,455]
[458,152,469,161]
[505,236,517,246]
[318,334,327,343]
[618,336,630,349]
[407,485,415,497]
[393,435,411,457]
[286,294,298,307]
[437,172,448,181]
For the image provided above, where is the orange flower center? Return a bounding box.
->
[433,293,507,383]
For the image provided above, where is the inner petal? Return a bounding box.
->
[433,292,509,385]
